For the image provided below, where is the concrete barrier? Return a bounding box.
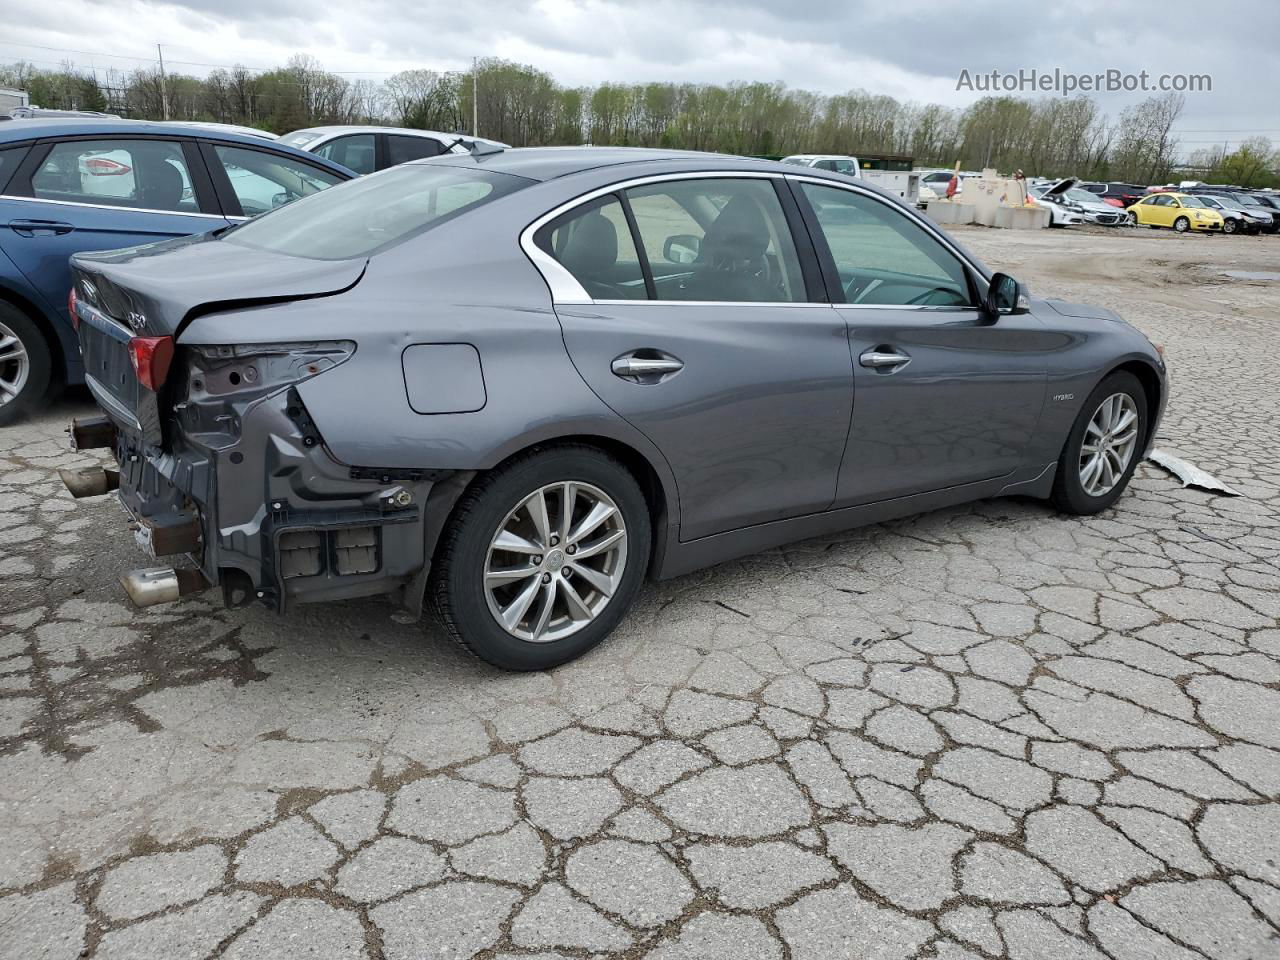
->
[925,202,975,226]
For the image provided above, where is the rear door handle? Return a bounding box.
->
[9,219,75,237]
[611,353,684,381]
[859,349,911,369]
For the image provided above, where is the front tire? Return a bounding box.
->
[1050,371,1148,516]
[0,304,52,427]
[430,445,651,671]
[1173,216,1190,233]
[1223,219,1238,234]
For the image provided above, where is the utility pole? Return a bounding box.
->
[157,43,169,120]
[472,56,478,137]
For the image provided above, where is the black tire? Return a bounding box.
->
[1223,219,1238,234]
[1173,216,1190,233]
[0,303,53,428]
[1050,370,1148,516]
[430,445,651,671]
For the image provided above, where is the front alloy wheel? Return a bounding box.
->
[1050,370,1148,515]
[1078,393,1139,497]
[1173,216,1190,233]
[484,481,627,643]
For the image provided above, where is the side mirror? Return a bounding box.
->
[984,272,1029,318]
[663,234,701,264]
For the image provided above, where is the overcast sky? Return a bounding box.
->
[3,0,1277,146]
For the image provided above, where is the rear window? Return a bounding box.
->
[222,165,528,260]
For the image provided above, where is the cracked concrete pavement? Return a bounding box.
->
[1,225,1279,959]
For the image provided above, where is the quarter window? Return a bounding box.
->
[212,145,343,218]
[31,139,197,213]
[314,134,376,175]
[799,181,971,307]
[624,178,805,302]
[536,196,647,300]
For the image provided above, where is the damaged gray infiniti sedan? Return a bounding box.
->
[64,147,1166,670]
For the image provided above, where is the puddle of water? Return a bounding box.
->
[1221,270,1280,281]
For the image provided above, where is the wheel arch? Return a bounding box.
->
[1108,358,1164,452]
[429,433,678,579]
[0,281,67,383]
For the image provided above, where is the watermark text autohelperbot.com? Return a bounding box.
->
[957,68,1211,97]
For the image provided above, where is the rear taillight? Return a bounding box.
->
[68,286,79,331]
[128,336,175,391]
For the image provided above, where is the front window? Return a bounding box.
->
[223,164,527,260]
[799,181,971,307]
[31,139,197,213]
[313,134,376,175]
[626,178,805,302]
[212,144,343,218]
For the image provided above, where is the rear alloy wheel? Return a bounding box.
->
[431,446,650,671]
[1050,370,1148,515]
[0,305,52,427]
[1173,216,1190,233]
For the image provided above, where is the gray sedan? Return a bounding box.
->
[66,148,1166,670]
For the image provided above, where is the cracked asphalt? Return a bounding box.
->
[2,224,1279,960]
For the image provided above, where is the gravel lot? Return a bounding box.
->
[2,224,1278,960]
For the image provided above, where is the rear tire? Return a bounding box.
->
[1050,371,1148,516]
[430,445,651,671]
[0,304,52,428]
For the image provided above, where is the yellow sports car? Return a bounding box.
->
[1126,192,1224,232]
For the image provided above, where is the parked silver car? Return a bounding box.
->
[66,148,1166,670]
[1032,178,1125,226]
[280,126,508,176]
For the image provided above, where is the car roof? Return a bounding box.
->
[427,145,774,182]
[0,118,356,177]
[283,125,505,145]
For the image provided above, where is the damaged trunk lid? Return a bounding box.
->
[71,231,365,445]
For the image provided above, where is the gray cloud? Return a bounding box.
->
[3,0,1275,142]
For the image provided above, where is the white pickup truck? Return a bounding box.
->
[780,154,920,206]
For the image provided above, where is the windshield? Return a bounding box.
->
[1235,194,1262,206]
[1178,195,1207,208]
[223,164,529,260]
[281,131,323,148]
[1064,188,1097,203]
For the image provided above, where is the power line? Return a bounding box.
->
[0,39,422,75]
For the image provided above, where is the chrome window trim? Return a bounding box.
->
[0,193,225,220]
[519,169,989,308]
[588,299,828,309]
[520,170,783,306]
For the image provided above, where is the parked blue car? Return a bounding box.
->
[0,119,354,423]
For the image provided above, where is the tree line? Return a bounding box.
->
[3,55,1276,187]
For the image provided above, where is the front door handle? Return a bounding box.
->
[859,349,911,369]
[9,219,75,237]
[611,353,684,381]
